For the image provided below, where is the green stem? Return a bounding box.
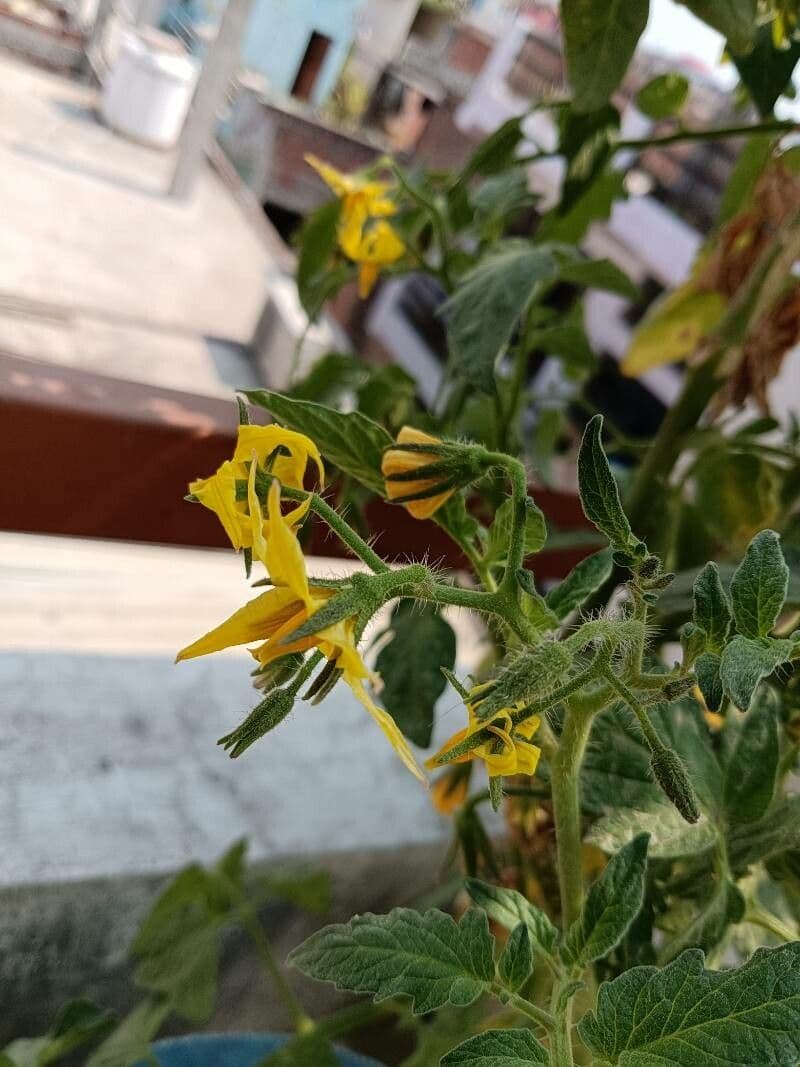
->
[616,119,794,152]
[491,984,555,1031]
[745,904,798,944]
[281,485,389,574]
[548,979,576,1067]
[551,704,594,930]
[602,670,662,752]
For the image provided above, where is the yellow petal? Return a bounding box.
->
[247,453,268,567]
[305,154,354,197]
[234,424,324,490]
[190,460,249,550]
[360,220,405,265]
[265,480,312,606]
[176,586,301,661]
[357,261,381,298]
[346,674,426,782]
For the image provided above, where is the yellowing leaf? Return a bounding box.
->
[621,286,726,377]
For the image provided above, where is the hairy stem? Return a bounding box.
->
[551,703,594,930]
[281,485,389,574]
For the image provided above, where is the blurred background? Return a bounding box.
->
[1,0,799,1057]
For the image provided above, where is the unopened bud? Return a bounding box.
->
[649,746,701,824]
[474,642,572,721]
[638,554,661,579]
[218,688,295,758]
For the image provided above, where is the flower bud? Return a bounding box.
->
[649,746,701,824]
[382,427,488,519]
[218,688,295,758]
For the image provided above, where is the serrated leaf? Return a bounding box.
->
[442,243,559,394]
[720,634,794,711]
[723,688,779,825]
[539,170,626,243]
[693,562,732,653]
[636,73,690,119]
[577,415,640,555]
[587,805,717,861]
[554,256,639,301]
[441,1029,548,1066]
[497,923,533,992]
[564,834,650,966]
[729,795,800,872]
[289,908,495,1014]
[546,548,614,620]
[86,999,170,1067]
[681,0,756,53]
[244,389,391,494]
[695,652,724,712]
[578,943,800,1065]
[464,879,558,956]
[561,0,649,112]
[458,116,524,181]
[730,529,789,638]
[375,601,456,747]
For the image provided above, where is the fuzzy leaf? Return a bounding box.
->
[729,529,789,639]
[554,256,639,300]
[545,548,614,619]
[587,805,717,861]
[577,415,641,555]
[486,496,547,565]
[729,795,800,872]
[375,601,456,748]
[442,243,559,394]
[561,0,649,112]
[695,652,724,712]
[464,879,558,956]
[578,942,800,1065]
[289,908,495,1014]
[497,923,533,992]
[244,389,391,494]
[720,634,794,711]
[693,562,732,653]
[722,688,779,825]
[564,834,650,966]
[441,1029,548,1066]
[660,880,745,963]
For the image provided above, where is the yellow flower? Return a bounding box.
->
[306,154,405,298]
[382,426,456,520]
[190,424,324,556]
[430,763,472,815]
[427,697,541,780]
[178,481,424,781]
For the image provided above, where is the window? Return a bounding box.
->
[291,31,332,102]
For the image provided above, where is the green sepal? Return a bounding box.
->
[280,588,363,645]
[218,688,295,758]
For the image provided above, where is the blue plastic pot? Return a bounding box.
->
[150,1033,385,1066]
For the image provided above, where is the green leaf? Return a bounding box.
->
[561,0,649,112]
[556,106,621,211]
[254,868,331,914]
[695,652,724,712]
[356,363,417,429]
[694,451,781,552]
[296,199,349,320]
[660,880,746,963]
[733,23,800,115]
[554,256,640,301]
[486,496,547,566]
[375,601,456,747]
[263,1033,339,1067]
[539,170,626,243]
[458,116,524,181]
[527,323,596,380]
[441,1029,548,1066]
[721,634,793,711]
[464,879,558,956]
[680,0,756,53]
[564,834,650,966]
[442,243,559,394]
[636,73,690,119]
[244,389,391,494]
[652,697,723,815]
[545,548,614,620]
[621,285,726,376]
[86,999,170,1067]
[729,795,800,872]
[723,687,779,825]
[582,705,662,814]
[3,1000,117,1067]
[577,415,641,556]
[693,562,732,653]
[587,804,717,861]
[289,908,495,1014]
[717,135,776,225]
[730,529,789,638]
[497,923,533,992]
[578,942,800,1065]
